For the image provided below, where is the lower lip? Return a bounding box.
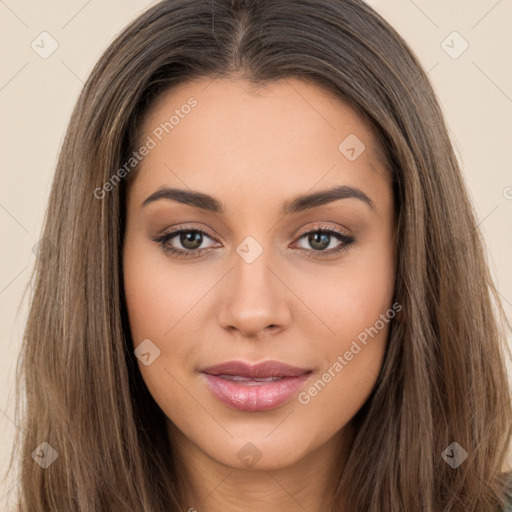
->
[201,373,311,412]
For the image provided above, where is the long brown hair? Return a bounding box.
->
[8,0,512,510]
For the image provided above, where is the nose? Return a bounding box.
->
[217,247,292,339]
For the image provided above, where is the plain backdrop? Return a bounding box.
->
[1,0,511,507]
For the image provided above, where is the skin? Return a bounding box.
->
[123,77,396,512]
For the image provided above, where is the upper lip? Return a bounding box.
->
[201,360,312,378]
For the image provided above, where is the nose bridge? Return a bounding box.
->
[217,232,291,336]
[235,235,274,297]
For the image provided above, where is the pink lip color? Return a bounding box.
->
[200,360,312,412]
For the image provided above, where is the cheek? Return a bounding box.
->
[295,286,392,443]
[122,238,202,422]
[294,234,394,408]
[123,234,217,383]
[298,233,395,351]
[123,237,205,342]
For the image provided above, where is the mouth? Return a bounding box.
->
[200,360,313,412]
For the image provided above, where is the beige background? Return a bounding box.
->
[1,0,511,507]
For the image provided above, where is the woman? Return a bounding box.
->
[9,0,512,510]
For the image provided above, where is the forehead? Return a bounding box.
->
[129,77,390,213]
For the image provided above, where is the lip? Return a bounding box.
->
[200,360,312,412]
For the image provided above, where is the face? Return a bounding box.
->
[123,77,396,472]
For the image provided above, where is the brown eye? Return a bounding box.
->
[153,227,218,258]
[306,231,331,251]
[179,231,204,250]
[293,225,355,256]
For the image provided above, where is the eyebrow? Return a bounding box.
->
[141,184,375,214]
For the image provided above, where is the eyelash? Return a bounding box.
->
[152,224,355,259]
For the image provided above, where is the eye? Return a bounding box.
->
[292,225,355,257]
[152,226,218,259]
[152,224,355,259]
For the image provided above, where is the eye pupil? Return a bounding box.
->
[309,231,330,251]
[181,231,202,249]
